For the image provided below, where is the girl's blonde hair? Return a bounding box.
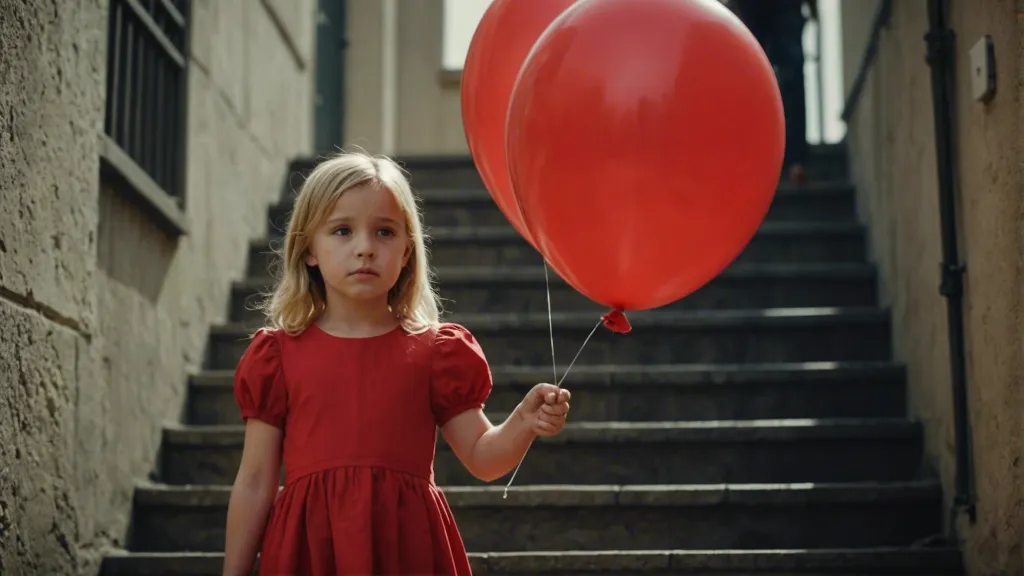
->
[258,150,441,335]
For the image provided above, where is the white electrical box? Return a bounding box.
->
[969,35,996,103]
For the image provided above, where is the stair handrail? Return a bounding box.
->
[840,0,893,123]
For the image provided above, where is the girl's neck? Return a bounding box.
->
[316,292,399,338]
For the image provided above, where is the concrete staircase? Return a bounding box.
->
[100,145,965,575]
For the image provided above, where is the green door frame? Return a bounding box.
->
[315,0,347,153]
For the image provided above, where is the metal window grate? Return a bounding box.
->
[104,0,190,201]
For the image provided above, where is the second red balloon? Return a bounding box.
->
[460,0,581,250]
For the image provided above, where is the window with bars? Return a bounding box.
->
[103,0,190,206]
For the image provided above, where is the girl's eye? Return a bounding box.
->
[378,228,395,237]
[333,227,350,236]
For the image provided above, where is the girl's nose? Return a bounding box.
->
[355,234,375,257]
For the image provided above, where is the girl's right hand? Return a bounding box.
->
[514,383,571,437]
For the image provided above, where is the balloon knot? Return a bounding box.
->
[601,308,631,334]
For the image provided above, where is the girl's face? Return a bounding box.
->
[305,184,411,305]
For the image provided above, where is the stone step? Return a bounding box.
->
[157,418,923,486]
[283,155,488,191]
[127,480,942,553]
[188,361,906,426]
[247,222,867,275]
[230,263,878,324]
[206,308,892,369]
[267,183,858,235]
[279,144,849,196]
[100,547,963,576]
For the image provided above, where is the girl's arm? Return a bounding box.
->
[222,419,282,576]
[441,383,570,482]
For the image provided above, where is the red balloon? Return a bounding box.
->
[461,0,579,248]
[507,0,785,310]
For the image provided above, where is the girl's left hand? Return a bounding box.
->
[515,383,571,437]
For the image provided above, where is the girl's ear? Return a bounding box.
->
[304,250,318,268]
[402,241,412,266]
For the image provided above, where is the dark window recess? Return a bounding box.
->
[104,0,190,203]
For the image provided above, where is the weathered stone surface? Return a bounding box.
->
[449,483,942,552]
[284,148,849,194]
[267,183,858,233]
[287,156,488,190]
[232,263,878,321]
[0,300,83,575]
[99,547,964,575]
[157,418,923,486]
[1,1,106,573]
[476,547,964,574]
[188,361,907,425]
[431,263,876,314]
[207,308,892,368]
[0,0,104,330]
[101,551,244,576]
[450,309,891,365]
[434,223,865,267]
[434,418,922,486]
[127,482,943,552]
[247,222,867,274]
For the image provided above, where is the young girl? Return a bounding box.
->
[221,151,571,575]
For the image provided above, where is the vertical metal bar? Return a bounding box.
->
[164,64,176,199]
[141,38,153,178]
[168,57,179,199]
[132,22,146,162]
[120,18,135,151]
[150,36,160,186]
[146,0,157,182]
[178,0,191,203]
[171,64,183,199]
[815,13,824,143]
[165,5,178,200]
[153,50,166,192]
[924,0,974,525]
[104,3,118,136]
[158,0,186,26]
[109,3,125,141]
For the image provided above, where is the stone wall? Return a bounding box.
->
[0,0,315,574]
[840,0,1023,573]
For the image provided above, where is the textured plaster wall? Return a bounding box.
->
[841,0,1024,573]
[343,0,386,152]
[344,0,469,155]
[395,0,468,155]
[0,0,314,574]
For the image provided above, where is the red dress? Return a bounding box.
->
[233,322,493,575]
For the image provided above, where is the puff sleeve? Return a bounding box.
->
[430,323,494,427]
[233,329,288,430]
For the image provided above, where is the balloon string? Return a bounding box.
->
[504,260,600,498]
[545,260,558,386]
[554,318,602,386]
